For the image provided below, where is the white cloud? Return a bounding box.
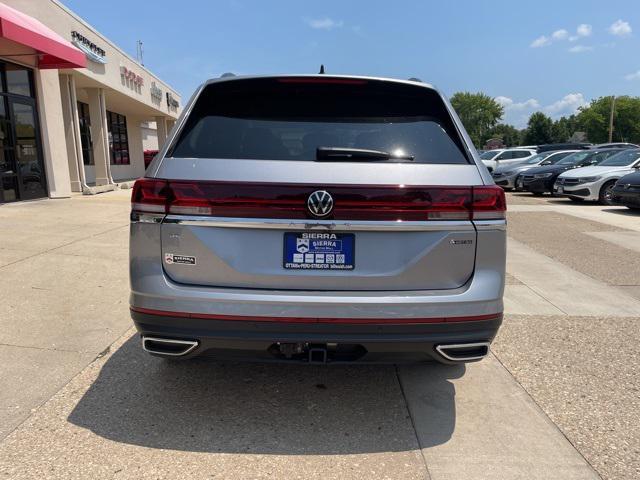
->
[568,44,594,53]
[496,96,540,110]
[532,24,593,48]
[624,70,640,81]
[552,29,569,40]
[306,17,344,30]
[496,93,587,127]
[543,93,588,116]
[609,19,632,37]
[530,35,551,48]
[576,24,592,37]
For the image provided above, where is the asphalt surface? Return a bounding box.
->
[1,189,638,479]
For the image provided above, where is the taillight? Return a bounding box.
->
[131,178,168,213]
[472,186,506,220]
[131,179,506,222]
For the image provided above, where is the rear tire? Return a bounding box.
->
[598,181,617,206]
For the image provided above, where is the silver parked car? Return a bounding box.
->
[129,75,506,364]
[492,150,578,190]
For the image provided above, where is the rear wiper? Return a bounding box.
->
[315,147,415,162]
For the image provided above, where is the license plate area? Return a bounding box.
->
[283,232,355,270]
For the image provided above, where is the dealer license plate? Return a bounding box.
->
[283,232,355,270]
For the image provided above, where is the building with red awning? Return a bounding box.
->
[0,0,181,203]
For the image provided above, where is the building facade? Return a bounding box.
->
[0,0,181,203]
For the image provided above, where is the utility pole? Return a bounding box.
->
[608,95,616,143]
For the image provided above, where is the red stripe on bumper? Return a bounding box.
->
[130,307,502,325]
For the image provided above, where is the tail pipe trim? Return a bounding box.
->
[142,336,199,356]
[435,342,490,362]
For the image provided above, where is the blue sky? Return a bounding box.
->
[64,0,640,128]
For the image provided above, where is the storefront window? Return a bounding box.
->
[107,111,129,165]
[5,64,33,97]
[77,102,93,165]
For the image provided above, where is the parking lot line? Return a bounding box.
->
[503,284,566,315]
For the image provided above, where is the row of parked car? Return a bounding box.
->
[481,143,640,209]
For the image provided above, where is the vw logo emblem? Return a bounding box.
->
[307,190,334,217]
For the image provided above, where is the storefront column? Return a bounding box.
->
[126,116,146,179]
[87,88,112,186]
[34,69,72,198]
[155,116,168,149]
[59,74,84,192]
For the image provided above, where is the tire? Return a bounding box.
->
[532,192,544,197]
[627,206,640,211]
[598,181,617,206]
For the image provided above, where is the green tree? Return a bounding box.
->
[450,92,504,147]
[551,117,571,143]
[483,123,521,147]
[524,112,553,145]
[576,96,640,144]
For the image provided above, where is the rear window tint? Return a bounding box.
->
[169,78,470,165]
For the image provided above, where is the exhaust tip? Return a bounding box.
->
[435,342,490,362]
[142,336,198,357]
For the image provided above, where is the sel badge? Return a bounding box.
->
[296,238,310,253]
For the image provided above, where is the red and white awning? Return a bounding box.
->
[0,2,86,69]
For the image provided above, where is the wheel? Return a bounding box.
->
[532,192,544,196]
[598,180,617,205]
[627,206,640,211]
[569,197,584,202]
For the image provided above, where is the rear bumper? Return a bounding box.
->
[131,309,502,364]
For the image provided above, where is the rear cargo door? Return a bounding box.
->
[148,77,489,291]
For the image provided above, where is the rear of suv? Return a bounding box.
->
[129,75,506,364]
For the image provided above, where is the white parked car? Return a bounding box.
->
[554,149,640,204]
[479,148,537,172]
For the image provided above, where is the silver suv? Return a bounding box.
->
[129,75,506,364]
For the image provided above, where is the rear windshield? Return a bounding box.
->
[169,78,470,164]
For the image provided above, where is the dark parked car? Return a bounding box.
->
[536,143,590,153]
[612,170,640,210]
[519,149,619,195]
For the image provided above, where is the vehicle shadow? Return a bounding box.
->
[603,207,640,216]
[67,336,462,454]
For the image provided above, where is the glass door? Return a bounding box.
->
[0,61,46,203]
[0,97,19,203]
[9,98,46,201]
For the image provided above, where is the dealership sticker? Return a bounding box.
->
[165,253,196,265]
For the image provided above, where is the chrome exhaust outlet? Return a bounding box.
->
[435,342,490,362]
[142,336,199,357]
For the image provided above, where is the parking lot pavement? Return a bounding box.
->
[2,189,638,479]
[493,314,640,480]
